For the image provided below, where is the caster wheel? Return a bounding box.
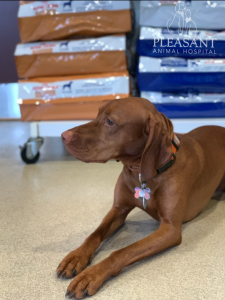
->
[20,145,40,164]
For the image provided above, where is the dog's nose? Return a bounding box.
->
[61,130,73,144]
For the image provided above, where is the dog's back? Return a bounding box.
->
[182,125,225,187]
[178,125,225,221]
[185,125,225,165]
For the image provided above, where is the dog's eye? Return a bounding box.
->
[107,119,115,126]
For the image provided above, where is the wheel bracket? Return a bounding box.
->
[26,137,44,159]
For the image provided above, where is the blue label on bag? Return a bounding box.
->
[162,92,189,97]
[161,58,188,67]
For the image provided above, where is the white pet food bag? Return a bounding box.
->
[140,1,225,30]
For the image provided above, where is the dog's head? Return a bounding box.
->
[62,98,174,180]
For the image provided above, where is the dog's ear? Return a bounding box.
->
[140,112,174,181]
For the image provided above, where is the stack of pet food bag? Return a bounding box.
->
[15,1,132,121]
[137,1,225,118]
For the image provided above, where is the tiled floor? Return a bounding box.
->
[0,121,225,300]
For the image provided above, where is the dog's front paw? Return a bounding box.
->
[65,263,110,299]
[56,246,93,279]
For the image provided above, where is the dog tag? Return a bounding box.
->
[134,187,151,210]
[143,198,148,210]
[134,174,151,210]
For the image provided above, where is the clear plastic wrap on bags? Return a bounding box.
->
[18,72,130,121]
[18,1,131,42]
[140,91,225,118]
[15,35,127,78]
[141,91,225,103]
[138,27,225,58]
[140,1,225,30]
[138,57,225,93]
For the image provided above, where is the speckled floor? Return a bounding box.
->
[0,121,225,300]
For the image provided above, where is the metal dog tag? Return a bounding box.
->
[143,198,148,210]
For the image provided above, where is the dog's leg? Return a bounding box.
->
[57,206,133,279]
[66,222,182,298]
[57,173,134,280]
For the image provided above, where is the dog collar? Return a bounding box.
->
[135,134,180,210]
[157,134,180,174]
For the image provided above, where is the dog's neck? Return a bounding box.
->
[118,133,181,177]
[118,156,141,175]
[127,164,141,174]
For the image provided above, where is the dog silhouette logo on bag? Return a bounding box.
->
[62,0,73,11]
[60,41,70,51]
[63,82,73,93]
[167,1,197,35]
[191,61,199,68]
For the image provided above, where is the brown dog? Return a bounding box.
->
[58,97,225,299]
